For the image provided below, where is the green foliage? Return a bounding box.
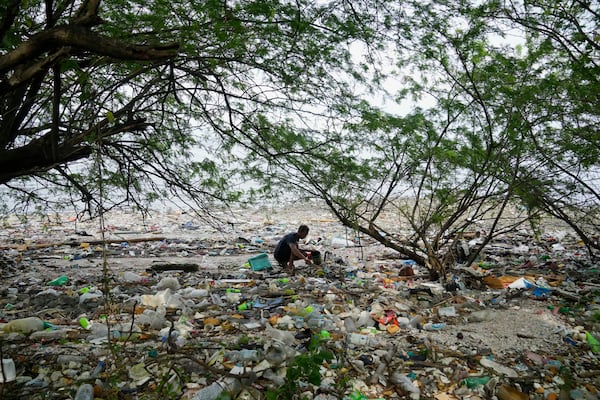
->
[266,336,334,399]
[1,0,384,215]
[1,0,599,259]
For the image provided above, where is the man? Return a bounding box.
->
[274,224,312,274]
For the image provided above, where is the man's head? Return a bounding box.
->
[297,224,309,239]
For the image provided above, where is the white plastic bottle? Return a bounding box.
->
[348,332,370,346]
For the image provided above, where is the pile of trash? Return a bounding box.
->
[0,207,598,399]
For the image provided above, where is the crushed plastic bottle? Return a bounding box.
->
[2,316,45,334]
[47,275,69,286]
[462,376,491,388]
[122,271,145,283]
[265,341,296,365]
[466,310,496,323]
[390,372,420,399]
[191,377,241,400]
[264,324,295,346]
[480,357,518,377]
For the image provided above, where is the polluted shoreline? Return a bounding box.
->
[0,206,599,399]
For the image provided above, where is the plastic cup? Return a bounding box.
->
[0,359,16,383]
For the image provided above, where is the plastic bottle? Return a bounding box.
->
[79,317,91,330]
[47,275,69,286]
[265,341,296,366]
[306,314,324,330]
[191,378,241,400]
[438,306,457,317]
[355,310,372,327]
[390,372,420,399]
[3,316,45,334]
[224,349,260,362]
[409,316,422,329]
[462,376,491,388]
[0,358,16,383]
[294,316,305,329]
[122,271,144,283]
[422,322,446,331]
[479,357,518,377]
[91,360,105,378]
[74,383,94,400]
[466,310,496,322]
[348,332,370,346]
[265,324,295,346]
[344,317,357,333]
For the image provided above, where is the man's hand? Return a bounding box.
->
[304,258,313,265]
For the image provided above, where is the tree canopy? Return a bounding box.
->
[1,0,384,215]
[1,0,599,264]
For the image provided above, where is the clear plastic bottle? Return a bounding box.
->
[192,378,241,400]
[192,383,223,400]
[224,349,260,362]
[91,360,105,378]
[294,316,305,329]
[390,372,420,399]
[122,271,144,283]
[305,311,325,331]
[347,332,383,347]
[466,310,496,322]
[422,322,446,331]
[74,383,94,400]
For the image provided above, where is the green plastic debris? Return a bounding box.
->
[586,331,600,353]
[347,391,368,400]
[462,376,491,388]
[47,275,68,286]
[319,330,331,340]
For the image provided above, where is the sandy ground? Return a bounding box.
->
[0,206,598,399]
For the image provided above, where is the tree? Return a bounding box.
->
[240,0,600,273]
[0,0,382,218]
[2,0,599,266]
[481,0,600,257]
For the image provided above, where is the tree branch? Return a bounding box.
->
[0,25,179,75]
